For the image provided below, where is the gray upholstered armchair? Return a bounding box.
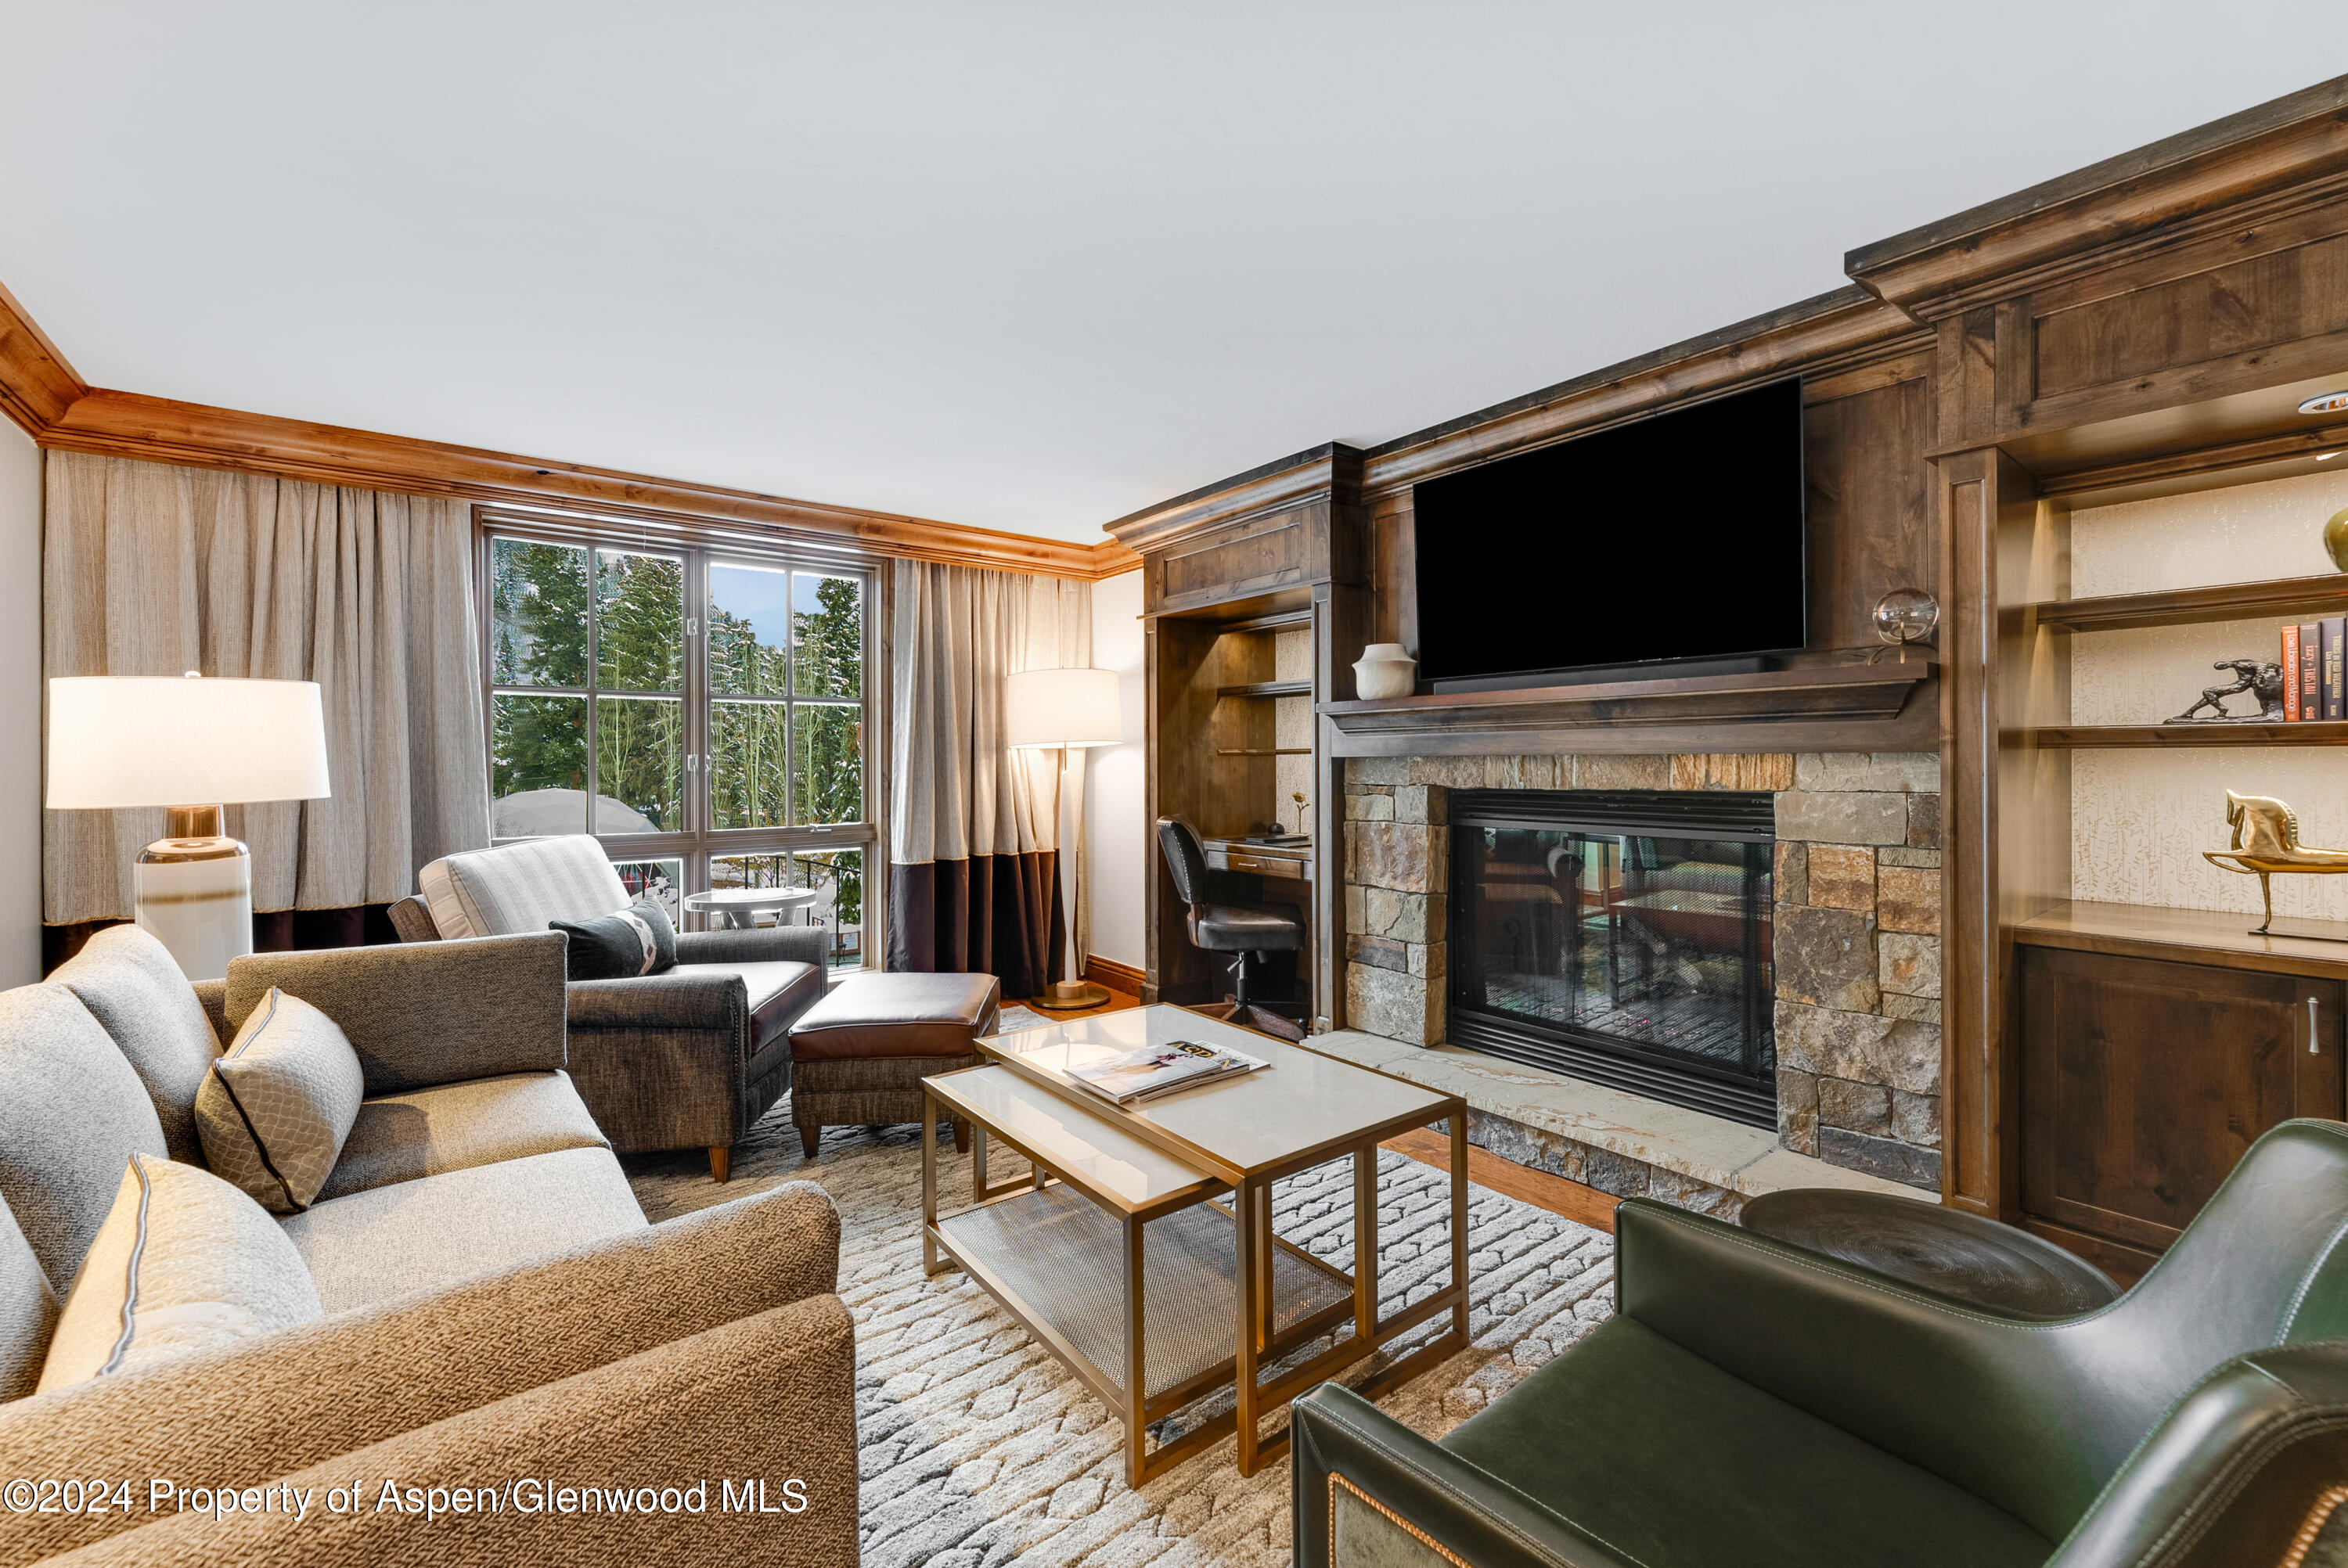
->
[389,836,826,1181]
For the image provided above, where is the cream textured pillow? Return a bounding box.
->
[194,987,366,1214]
[37,1154,322,1393]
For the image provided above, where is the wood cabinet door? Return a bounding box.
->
[2021,946,2346,1253]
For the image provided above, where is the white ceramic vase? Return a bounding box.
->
[1352,642,1417,700]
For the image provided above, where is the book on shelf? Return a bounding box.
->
[1063,1038,1267,1105]
[2301,621,2323,721]
[2285,624,2304,721]
[2327,617,2346,721]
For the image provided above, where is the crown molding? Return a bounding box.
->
[1848,75,2348,319]
[0,282,1135,580]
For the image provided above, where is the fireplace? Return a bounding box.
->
[1447,789,1777,1127]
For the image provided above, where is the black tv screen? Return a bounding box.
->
[1410,378,1806,687]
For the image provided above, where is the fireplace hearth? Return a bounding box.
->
[1448,789,1777,1127]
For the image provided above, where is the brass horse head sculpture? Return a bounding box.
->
[2204,791,2348,935]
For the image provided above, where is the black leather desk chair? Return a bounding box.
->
[1157,818,1306,1042]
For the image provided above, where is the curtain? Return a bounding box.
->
[888,559,1090,998]
[42,451,491,926]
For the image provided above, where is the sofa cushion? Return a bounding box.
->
[49,925,223,1163]
[195,989,366,1214]
[788,971,1000,1063]
[553,895,678,980]
[317,1070,611,1200]
[685,959,826,1065]
[418,835,628,940]
[281,1145,646,1313]
[0,984,168,1288]
[37,1155,321,1394]
[0,1196,58,1402]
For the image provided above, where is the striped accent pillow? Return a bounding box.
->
[37,1154,321,1393]
[418,836,631,940]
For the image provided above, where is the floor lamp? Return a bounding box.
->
[47,674,333,982]
[1007,666,1122,1011]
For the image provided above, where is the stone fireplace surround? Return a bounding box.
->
[1336,750,1944,1206]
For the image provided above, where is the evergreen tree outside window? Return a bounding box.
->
[484,527,872,969]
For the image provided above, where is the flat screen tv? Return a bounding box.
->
[1410,378,1806,690]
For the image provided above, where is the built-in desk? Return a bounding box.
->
[1202,836,1313,883]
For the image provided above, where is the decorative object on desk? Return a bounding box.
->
[2168,659,2287,723]
[2325,506,2348,572]
[1352,642,1417,699]
[1290,789,1309,834]
[1007,666,1125,1010]
[2203,790,2348,940]
[45,674,331,982]
[1867,588,1939,664]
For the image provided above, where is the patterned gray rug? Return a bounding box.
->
[625,1097,1614,1567]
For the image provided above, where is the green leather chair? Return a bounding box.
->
[1292,1117,2348,1568]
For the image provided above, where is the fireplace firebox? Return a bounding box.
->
[1448,790,1777,1127]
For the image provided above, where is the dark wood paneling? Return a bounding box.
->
[1152,500,1323,613]
[2021,945,2344,1252]
[2031,231,2348,401]
[1803,375,1934,651]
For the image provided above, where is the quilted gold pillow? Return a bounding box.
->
[37,1154,322,1392]
[193,988,365,1214]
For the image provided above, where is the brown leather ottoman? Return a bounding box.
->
[787,972,1002,1158]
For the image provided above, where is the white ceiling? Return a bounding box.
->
[4,5,2345,543]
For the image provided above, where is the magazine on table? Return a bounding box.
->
[1064,1038,1267,1105]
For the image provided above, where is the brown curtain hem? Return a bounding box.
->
[886,852,1063,1000]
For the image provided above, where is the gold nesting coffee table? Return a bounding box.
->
[919,1005,1468,1484]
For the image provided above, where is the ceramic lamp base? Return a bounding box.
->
[135,833,253,982]
[1033,980,1110,1011]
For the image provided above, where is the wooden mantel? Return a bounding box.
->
[1320,661,1936,757]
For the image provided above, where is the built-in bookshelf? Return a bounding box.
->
[2004,462,2348,929]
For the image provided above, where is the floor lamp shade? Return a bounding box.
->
[1003,667,1122,1009]
[47,676,333,981]
[1006,667,1122,750]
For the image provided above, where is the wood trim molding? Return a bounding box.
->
[1082,955,1145,996]
[1849,75,2348,319]
[1359,290,1927,496]
[0,277,85,435]
[0,282,1136,580]
[1103,442,1363,556]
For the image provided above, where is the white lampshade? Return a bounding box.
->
[46,676,333,809]
[1006,667,1122,750]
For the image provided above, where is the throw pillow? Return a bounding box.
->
[193,987,366,1214]
[552,896,678,981]
[37,1153,322,1393]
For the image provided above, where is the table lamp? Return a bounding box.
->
[47,674,333,981]
[1006,666,1122,1010]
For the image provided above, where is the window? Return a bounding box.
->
[484,525,873,970]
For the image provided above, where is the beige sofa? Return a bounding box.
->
[0,925,858,1566]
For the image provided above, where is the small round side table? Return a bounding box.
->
[682,886,820,930]
[1739,1189,2122,1317]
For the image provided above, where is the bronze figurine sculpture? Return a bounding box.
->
[2170,660,2287,723]
[2203,791,2348,939]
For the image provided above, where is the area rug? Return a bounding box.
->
[625,1099,1614,1567]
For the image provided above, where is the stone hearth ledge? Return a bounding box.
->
[1313,1030,1931,1204]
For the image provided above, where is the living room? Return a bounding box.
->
[7,9,2348,1566]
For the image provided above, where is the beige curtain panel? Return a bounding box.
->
[43,451,491,925]
[888,559,1090,996]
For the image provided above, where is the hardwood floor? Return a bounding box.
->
[1381,1126,1621,1235]
[1013,991,1619,1234]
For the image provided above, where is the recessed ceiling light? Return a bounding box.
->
[2302,390,2348,414]
[2322,451,2346,461]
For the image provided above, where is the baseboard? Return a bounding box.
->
[1082,955,1144,996]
